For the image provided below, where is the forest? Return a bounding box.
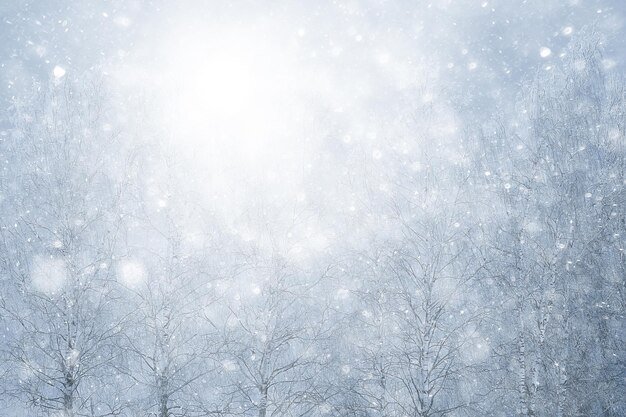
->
[0,1,624,417]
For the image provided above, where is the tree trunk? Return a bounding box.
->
[258,383,268,417]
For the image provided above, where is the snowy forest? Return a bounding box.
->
[0,1,625,416]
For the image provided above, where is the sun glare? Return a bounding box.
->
[156,26,307,170]
[173,34,261,123]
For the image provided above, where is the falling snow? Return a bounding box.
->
[0,1,625,417]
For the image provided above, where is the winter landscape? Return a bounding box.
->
[0,1,625,416]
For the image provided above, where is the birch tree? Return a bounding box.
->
[0,76,131,416]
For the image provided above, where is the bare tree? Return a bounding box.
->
[215,210,334,417]
[476,29,626,417]
[115,148,227,417]
[0,76,131,416]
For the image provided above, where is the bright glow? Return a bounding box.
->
[168,34,262,124]
[118,260,145,287]
[53,65,66,78]
[153,25,310,178]
[114,16,436,232]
